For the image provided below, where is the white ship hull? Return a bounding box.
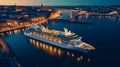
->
[24,32,92,53]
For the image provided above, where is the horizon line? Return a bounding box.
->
[0,4,120,7]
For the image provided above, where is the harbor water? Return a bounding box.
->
[1,12,120,67]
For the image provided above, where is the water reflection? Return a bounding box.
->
[29,38,62,56]
[78,15,120,22]
[0,38,9,53]
[29,38,91,62]
[0,28,26,36]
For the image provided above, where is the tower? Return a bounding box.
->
[15,3,16,6]
[70,11,74,21]
[41,3,43,7]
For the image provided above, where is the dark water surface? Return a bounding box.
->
[1,13,120,67]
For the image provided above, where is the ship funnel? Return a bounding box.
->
[79,37,82,42]
[64,28,68,33]
[80,37,82,40]
[64,28,75,36]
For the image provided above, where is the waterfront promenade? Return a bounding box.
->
[0,19,48,33]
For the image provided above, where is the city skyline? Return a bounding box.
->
[0,0,120,6]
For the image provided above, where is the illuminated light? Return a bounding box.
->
[33,40,35,44]
[77,57,81,61]
[32,40,35,45]
[49,46,52,50]
[36,41,39,48]
[53,47,57,54]
[49,46,53,55]
[67,52,70,56]
[46,45,49,50]
[30,32,32,35]
[72,53,74,57]
[43,43,46,50]
[36,41,39,45]
[58,49,62,56]
[9,31,12,35]
[36,33,39,36]
[29,39,32,43]
[88,58,91,62]
[44,44,47,50]
[14,30,19,34]
[39,43,42,48]
[30,39,32,44]
[108,11,118,15]
[80,56,83,59]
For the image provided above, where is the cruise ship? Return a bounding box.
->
[24,24,95,53]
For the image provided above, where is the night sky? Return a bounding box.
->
[0,0,120,6]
